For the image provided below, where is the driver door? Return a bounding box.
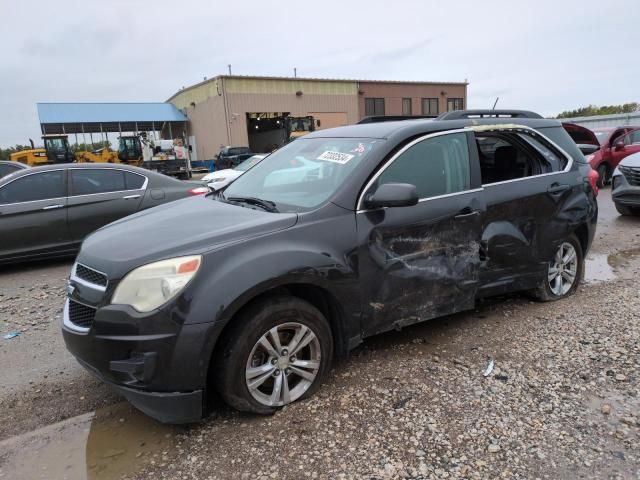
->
[356,131,485,337]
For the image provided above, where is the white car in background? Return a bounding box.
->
[203,155,266,190]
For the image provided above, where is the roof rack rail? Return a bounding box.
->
[357,115,434,124]
[436,109,544,120]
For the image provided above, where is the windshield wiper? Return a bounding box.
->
[227,196,278,212]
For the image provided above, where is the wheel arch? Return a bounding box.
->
[203,279,352,398]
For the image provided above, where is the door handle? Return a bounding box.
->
[454,209,480,220]
[122,194,141,200]
[547,184,570,195]
[42,204,64,210]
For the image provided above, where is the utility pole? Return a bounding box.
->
[228,64,232,75]
[294,67,297,78]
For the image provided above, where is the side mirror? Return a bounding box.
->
[614,140,625,151]
[363,183,419,209]
[578,144,600,155]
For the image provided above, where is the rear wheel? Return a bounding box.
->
[213,296,333,414]
[596,164,609,188]
[531,234,583,302]
[615,203,637,216]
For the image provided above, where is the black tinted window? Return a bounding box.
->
[71,169,126,195]
[0,171,65,204]
[125,171,146,189]
[378,133,470,198]
[0,164,20,178]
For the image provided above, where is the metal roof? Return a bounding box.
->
[37,103,188,134]
[168,75,468,102]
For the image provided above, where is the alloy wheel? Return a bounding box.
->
[245,322,321,407]
[548,242,578,296]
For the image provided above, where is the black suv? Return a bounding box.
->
[62,110,598,423]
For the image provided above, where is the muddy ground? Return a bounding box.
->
[0,188,639,479]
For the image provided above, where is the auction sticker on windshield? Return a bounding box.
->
[317,151,355,164]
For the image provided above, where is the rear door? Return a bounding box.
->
[66,168,147,242]
[0,170,70,260]
[473,127,576,295]
[357,130,485,336]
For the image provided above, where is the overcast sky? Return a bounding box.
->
[2,0,639,146]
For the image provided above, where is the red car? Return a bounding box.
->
[587,126,640,187]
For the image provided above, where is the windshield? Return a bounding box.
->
[235,155,265,171]
[45,138,66,152]
[228,147,251,155]
[224,137,381,212]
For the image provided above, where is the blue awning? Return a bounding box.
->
[37,103,187,134]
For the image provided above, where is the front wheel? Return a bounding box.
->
[213,296,333,414]
[531,234,583,302]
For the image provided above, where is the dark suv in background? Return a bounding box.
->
[62,110,598,423]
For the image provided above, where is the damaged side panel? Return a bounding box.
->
[357,191,485,337]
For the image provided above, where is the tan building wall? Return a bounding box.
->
[168,76,468,160]
[357,81,467,119]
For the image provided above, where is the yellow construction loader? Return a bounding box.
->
[10,134,119,166]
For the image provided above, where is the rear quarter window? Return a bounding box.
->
[537,126,588,164]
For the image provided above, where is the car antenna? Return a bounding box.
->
[492,97,500,110]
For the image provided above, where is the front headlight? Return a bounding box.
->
[111,255,201,312]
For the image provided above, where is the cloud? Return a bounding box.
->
[2,0,639,145]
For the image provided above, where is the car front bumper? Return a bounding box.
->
[61,298,214,424]
[612,172,640,206]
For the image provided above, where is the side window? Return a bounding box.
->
[0,164,19,178]
[622,130,640,146]
[0,171,65,204]
[377,132,470,198]
[125,172,146,190]
[71,169,126,196]
[475,130,558,185]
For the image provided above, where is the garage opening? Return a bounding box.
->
[246,113,317,153]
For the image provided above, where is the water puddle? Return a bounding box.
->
[0,402,179,480]
[584,248,640,284]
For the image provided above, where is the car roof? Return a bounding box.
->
[0,160,28,166]
[305,116,562,140]
[0,162,159,185]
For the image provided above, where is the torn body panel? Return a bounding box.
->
[357,190,485,337]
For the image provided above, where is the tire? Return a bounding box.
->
[596,164,608,188]
[615,203,636,216]
[531,234,583,302]
[213,296,333,414]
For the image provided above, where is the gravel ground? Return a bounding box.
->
[0,188,639,479]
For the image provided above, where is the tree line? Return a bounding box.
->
[556,102,639,119]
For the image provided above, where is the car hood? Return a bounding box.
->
[620,152,640,168]
[77,196,298,278]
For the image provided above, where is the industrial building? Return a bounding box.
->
[168,75,468,161]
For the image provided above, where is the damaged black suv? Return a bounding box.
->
[62,110,598,423]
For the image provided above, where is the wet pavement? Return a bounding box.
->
[0,403,178,480]
[0,187,639,479]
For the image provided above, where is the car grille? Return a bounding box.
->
[75,263,108,287]
[620,166,640,186]
[68,300,97,329]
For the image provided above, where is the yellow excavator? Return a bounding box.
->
[10,134,119,166]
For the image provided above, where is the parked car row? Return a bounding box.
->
[61,109,599,423]
[0,163,208,264]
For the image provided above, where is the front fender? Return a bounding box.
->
[183,208,360,371]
